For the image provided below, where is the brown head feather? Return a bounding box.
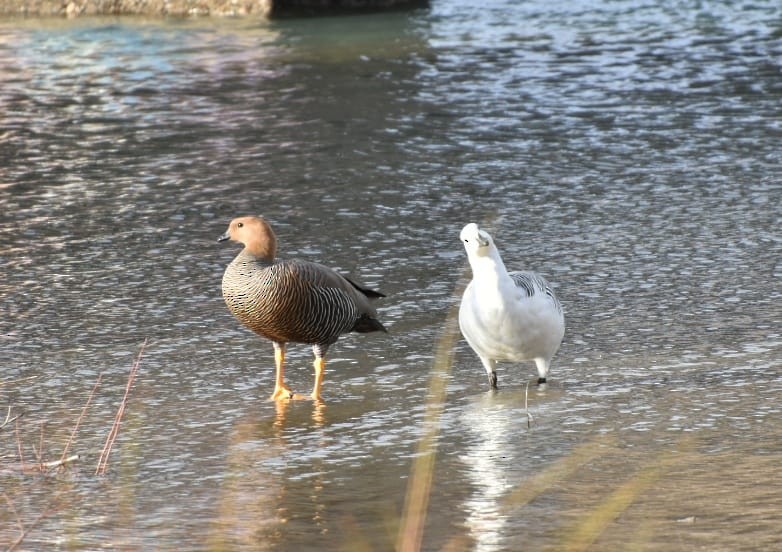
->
[222,216,277,262]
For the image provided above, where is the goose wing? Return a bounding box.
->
[509,271,562,314]
[281,259,386,332]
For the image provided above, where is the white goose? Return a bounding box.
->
[458,223,565,388]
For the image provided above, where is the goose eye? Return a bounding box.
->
[237,222,244,228]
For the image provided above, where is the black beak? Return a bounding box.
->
[217,231,230,243]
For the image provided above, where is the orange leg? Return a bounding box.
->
[270,343,293,401]
[311,357,326,402]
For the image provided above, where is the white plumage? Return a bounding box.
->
[458,223,565,388]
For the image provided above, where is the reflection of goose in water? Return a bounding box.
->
[460,392,545,551]
[209,413,286,549]
[209,402,330,548]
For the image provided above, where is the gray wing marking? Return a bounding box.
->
[509,271,563,314]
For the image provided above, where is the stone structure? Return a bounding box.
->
[0,0,427,16]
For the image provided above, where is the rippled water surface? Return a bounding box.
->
[1,2,781,550]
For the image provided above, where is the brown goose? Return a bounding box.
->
[218,216,387,401]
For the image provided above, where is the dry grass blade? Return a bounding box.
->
[3,493,24,537]
[34,422,44,465]
[41,454,80,471]
[397,214,502,552]
[95,339,146,476]
[525,381,534,428]
[0,406,23,430]
[0,375,39,389]
[61,372,102,464]
[4,493,69,552]
[396,277,467,552]
[15,419,25,473]
[557,436,692,552]
[501,435,617,512]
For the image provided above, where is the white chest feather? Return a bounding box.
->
[459,260,564,363]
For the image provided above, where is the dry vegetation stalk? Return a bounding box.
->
[398,215,501,552]
[396,277,466,552]
[95,339,146,476]
[15,420,25,472]
[500,435,617,512]
[0,406,22,430]
[0,375,39,389]
[60,372,102,464]
[35,422,44,465]
[558,436,692,552]
[3,492,69,552]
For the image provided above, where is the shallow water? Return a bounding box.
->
[1,2,781,550]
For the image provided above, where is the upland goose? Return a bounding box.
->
[458,223,564,388]
[219,216,386,401]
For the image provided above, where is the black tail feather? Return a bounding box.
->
[352,314,388,333]
[344,276,386,299]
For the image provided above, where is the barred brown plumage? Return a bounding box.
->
[219,216,387,402]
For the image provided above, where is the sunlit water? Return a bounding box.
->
[1,2,780,550]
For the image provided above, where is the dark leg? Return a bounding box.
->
[488,371,498,390]
[481,358,498,391]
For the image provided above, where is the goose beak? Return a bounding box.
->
[217,231,230,243]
